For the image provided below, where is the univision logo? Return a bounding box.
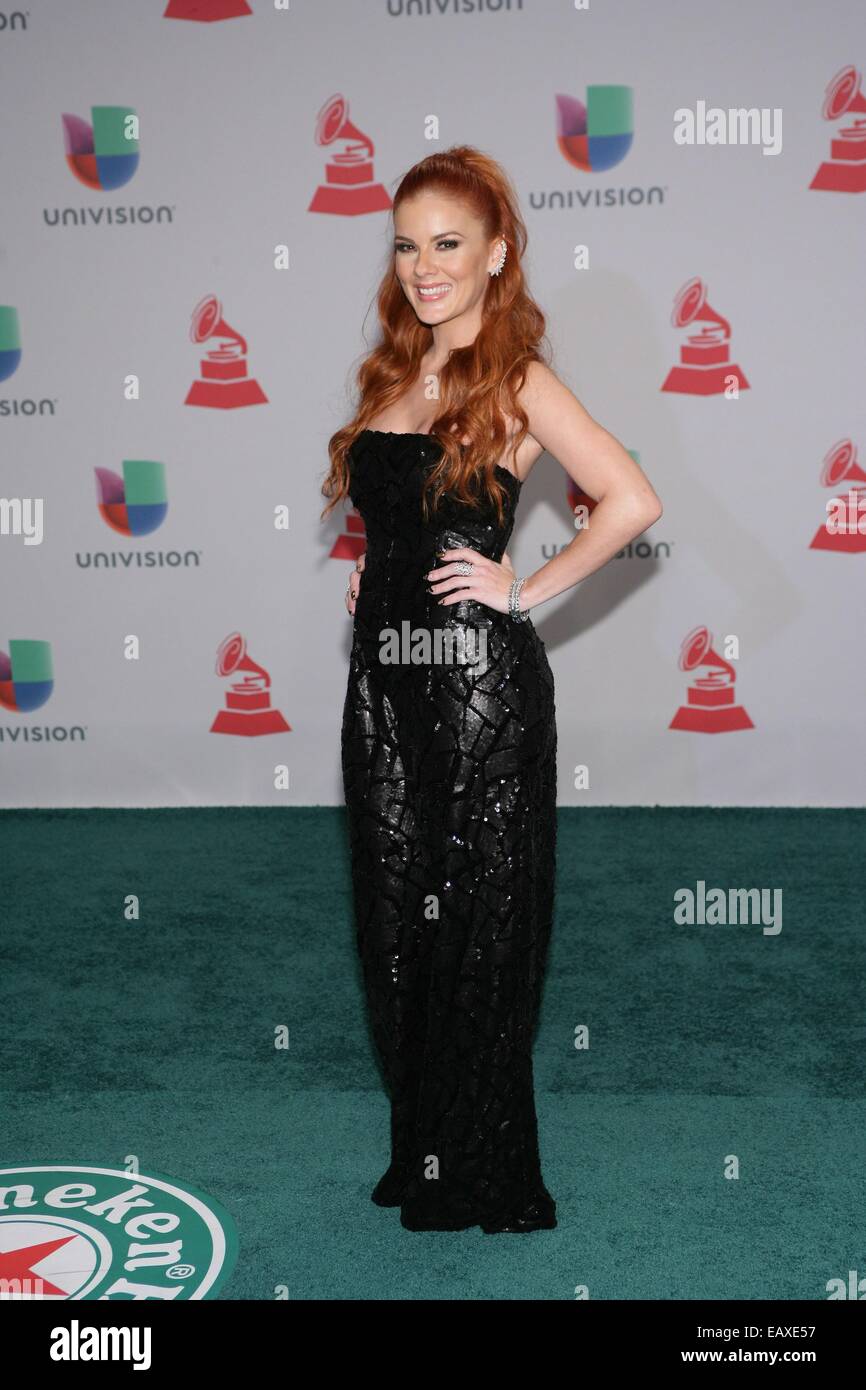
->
[45,105,173,227]
[96,460,167,536]
[531,85,665,210]
[0,305,57,412]
[0,639,53,712]
[75,460,203,569]
[0,306,21,381]
[0,640,86,743]
[0,1164,238,1300]
[556,86,634,171]
[62,106,139,190]
[0,305,55,408]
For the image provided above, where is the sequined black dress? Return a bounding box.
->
[340,430,557,1233]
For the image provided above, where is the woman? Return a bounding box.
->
[322,146,662,1234]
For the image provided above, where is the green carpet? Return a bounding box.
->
[2,807,863,1300]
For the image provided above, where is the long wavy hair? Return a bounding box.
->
[320,145,552,528]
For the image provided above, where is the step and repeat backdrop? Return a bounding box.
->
[1,0,863,807]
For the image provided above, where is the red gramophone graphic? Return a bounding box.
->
[164,0,251,19]
[211,631,290,736]
[329,506,366,560]
[185,294,267,409]
[809,65,866,193]
[810,438,866,552]
[308,94,392,216]
[669,626,754,733]
[661,277,749,396]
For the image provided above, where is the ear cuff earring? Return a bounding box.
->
[489,238,507,276]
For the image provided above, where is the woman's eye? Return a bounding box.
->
[395,240,459,253]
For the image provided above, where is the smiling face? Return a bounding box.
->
[393,190,502,327]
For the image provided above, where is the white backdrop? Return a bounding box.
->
[1,0,864,807]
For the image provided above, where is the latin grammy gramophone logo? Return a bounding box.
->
[810,64,866,193]
[184,295,267,408]
[330,506,366,561]
[62,107,139,191]
[211,631,290,736]
[0,305,21,382]
[669,626,753,734]
[555,86,634,172]
[0,639,54,713]
[308,94,392,216]
[164,0,252,18]
[809,438,866,553]
[661,277,749,396]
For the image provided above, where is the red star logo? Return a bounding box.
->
[0,1235,77,1296]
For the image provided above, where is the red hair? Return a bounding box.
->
[321,145,552,527]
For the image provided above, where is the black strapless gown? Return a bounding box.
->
[341,430,558,1233]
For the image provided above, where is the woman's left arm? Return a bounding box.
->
[516,361,663,611]
[429,362,663,615]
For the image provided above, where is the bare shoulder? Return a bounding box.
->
[510,361,661,514]
[497,364,567,483]
[517,360,580,417]
[513,360,608,470]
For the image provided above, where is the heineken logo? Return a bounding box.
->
[0,1165,238,1300]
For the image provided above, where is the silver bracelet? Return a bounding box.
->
[508,577,531,622]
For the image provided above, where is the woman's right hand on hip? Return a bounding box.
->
[346,552,366,616]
